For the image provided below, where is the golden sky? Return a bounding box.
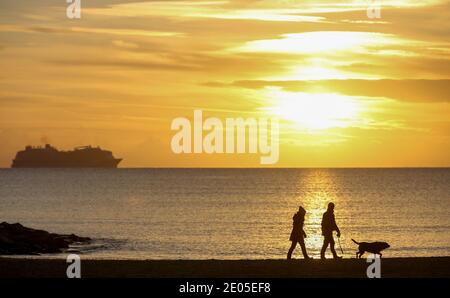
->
[0,0,449,167]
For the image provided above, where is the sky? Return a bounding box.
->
[0,0,449,167]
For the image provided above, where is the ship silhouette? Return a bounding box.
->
[11,144,122,168]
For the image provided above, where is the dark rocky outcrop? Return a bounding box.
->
[0,222,90,255]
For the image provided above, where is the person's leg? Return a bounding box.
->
[329,237,339,258]
[320,237,329,259]
[299,239,310,259]
[287,241,297,260]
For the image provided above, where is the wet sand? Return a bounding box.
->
[0,257,449,278]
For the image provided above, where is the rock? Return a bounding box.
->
[0,222,91,255]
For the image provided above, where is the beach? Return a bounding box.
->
[1,257,449,278]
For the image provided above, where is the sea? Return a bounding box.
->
[0,168,449,259]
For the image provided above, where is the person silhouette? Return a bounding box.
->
[287,206,310,260]
[320,202,342,259]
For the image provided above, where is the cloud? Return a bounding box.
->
[0,24,181,37]
[112,39,139,49]
[47,58,202,71]
[82,1,327,22]
[203,79,450,102]
[233,31,402,54]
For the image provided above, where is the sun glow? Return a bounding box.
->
[266,89,363,130]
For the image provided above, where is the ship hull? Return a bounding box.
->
[11,145,122,168]
[11,159,121,168]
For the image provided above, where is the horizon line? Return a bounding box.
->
[1,166,449,169]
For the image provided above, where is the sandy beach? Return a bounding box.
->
[0,257,449,278]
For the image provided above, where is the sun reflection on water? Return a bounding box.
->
[293,169,343,258]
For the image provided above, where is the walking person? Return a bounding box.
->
[287,206,310,260]
[320,202,342,259]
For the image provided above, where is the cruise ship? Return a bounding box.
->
[11,144,122,168]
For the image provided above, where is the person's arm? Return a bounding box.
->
[302,229,307,238]
[332,214,341,237]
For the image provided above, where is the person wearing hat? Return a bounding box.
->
[287,206,310,259]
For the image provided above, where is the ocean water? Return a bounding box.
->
[0,168,449,259]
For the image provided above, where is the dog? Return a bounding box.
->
[352,239,390,258]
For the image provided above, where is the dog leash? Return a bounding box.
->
[337,237,344,255]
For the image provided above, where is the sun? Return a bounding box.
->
[265,89,363,130]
